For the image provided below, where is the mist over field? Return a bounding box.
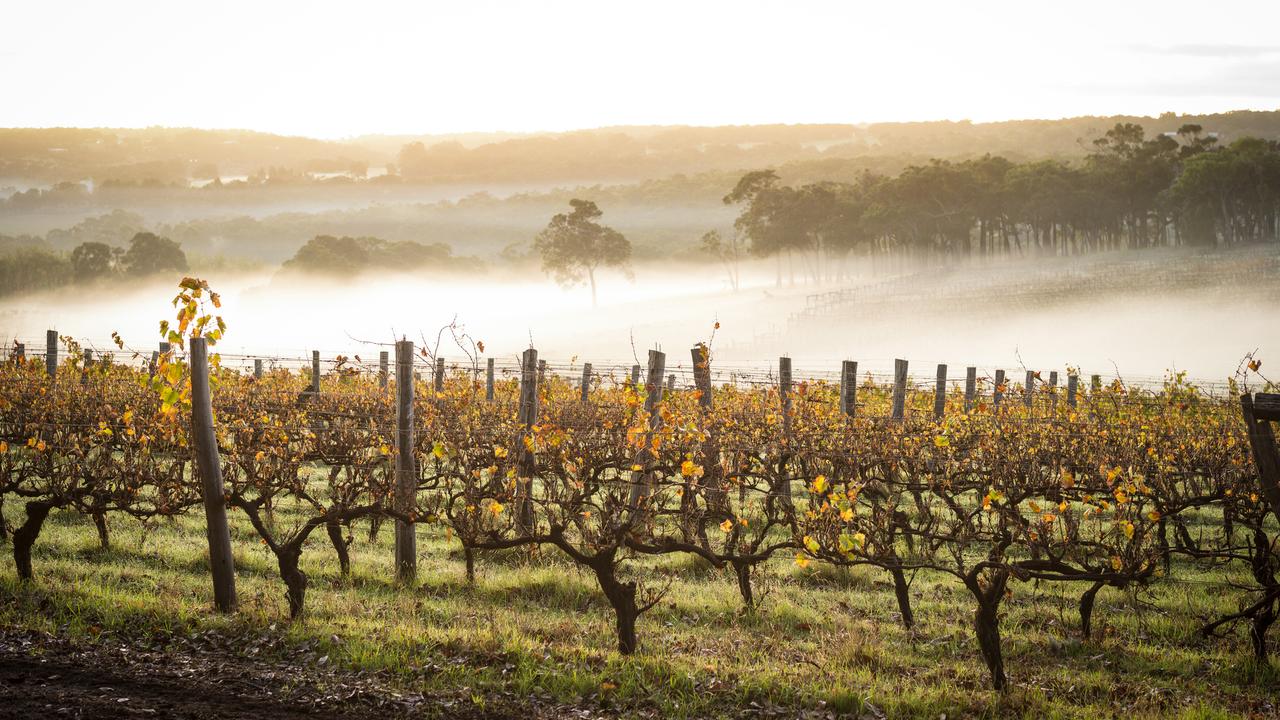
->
[3,245,1275,383]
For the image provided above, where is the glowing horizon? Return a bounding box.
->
[2,0,1279,139]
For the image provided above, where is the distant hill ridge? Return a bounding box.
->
[4,110,1280,185]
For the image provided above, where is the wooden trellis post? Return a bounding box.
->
[45,330,57,379]
[394,340,416,582]
[891,358,908,420]
[189,337,238,612]
[516,348,539,534]
[840,360,857,417]
[964,366,977,412]
[1240,393,1280,519]
[933,363,947,419]
[628,350,666,508]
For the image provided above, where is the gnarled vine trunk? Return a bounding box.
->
[326,520,350,575]
[275,546,308,619]
[966,569,1010,691]
[732,560,754,609]
[890,565,914,629]
[13,501,53,581]
[1079,581,1105,640]
[92,510,110,550]
[592,559,639,654]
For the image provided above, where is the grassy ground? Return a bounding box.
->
[2,498,1277,719]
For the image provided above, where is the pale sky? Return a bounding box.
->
[2,0,1279,138]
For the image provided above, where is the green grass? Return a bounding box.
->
[2,498,1277,719]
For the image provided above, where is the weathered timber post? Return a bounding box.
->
[1240,393,1280,519]
[14,343,24,364]
[254,359,263,379]
[379,351,389,389]
[311,350,321,394]
[934,363,947,419]
[840,360,858,417]
[964,366,977,412]
[1091,374,1102,392]
[1067,373,1079,408]
[485,357,495,401]
[630,364,641,388]
[434,356,445,394]
[189,337,237,612]
[891,358,908,420]
[1024,370,1035,409]
[666,373,675,395]
[45,330,57,379]
[628,350,665,508]
[779,356,793,425]
[81,349,93,385]
[1049,370,1059,408]
[993,369,1006,409]
[779,356,794,501]
[690,344,721,512]
[692,345,713,410]
[516,348,539,534]
[580,362,593,403]
[394,340,417,582]
[537,358,547,386]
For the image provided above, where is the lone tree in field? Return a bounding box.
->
[123,232,188,277]
[534,199,630,308]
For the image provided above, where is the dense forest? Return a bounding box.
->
[718,124,1280,283]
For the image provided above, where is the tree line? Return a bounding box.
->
[714,124,1280,285]
[0,232,189,296]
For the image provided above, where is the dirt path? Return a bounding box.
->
[0,627,569,719]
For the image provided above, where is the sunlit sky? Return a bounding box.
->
[3,0,1279,138]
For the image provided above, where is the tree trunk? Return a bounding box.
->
[13,502,53,581]
[1079,580,1104,639]
[732,560,754,609]
[588,267,598,309]
[326,520,350,575]
[92,510,110,550]
[974,599,1006,691]
[276,547,308,619]
[0,495,8,545]
[1250,606,1275,663]
[967,569,1010,691]
[1158,517,1170,573]
[464,546,476,585]
[593,562,639,654]
[891,565,914,629]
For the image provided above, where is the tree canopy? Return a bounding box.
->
[533,199,631,307]
[122,232,188,277]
